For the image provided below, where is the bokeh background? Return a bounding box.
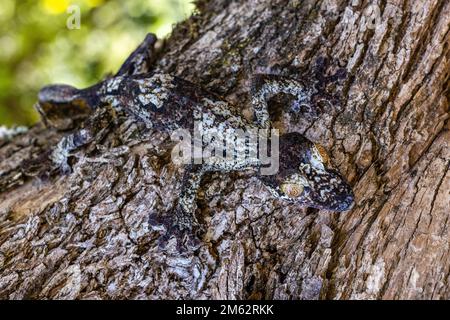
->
[0,0,194,126]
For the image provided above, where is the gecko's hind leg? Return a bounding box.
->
[51,128,93,174]
[149,164,205,252]
[116,33,158,76]
[250,74,317,128]
[312,58,347,108]
[50,106,115,174]
[36,33,157,129]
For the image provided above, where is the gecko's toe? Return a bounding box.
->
[335,194,355,212]
[148,211,202,252]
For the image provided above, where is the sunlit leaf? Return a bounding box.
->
[41,0,70,15]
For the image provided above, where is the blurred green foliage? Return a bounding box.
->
[0,0,194,125]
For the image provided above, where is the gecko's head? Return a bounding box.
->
[261,132,354,212]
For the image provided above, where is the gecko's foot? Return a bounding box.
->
[161,227,202,253]
[310,57,348,108]
[50,128,93,175]
[148,208,203,253]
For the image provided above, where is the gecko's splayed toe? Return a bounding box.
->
[335,194,355,212]
[148,210,202,253]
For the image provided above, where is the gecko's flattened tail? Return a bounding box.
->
[38,84,80,105]
[36,84,101,129]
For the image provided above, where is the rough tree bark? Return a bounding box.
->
[0,0,448,299]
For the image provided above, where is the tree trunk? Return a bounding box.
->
[0,0,448,299]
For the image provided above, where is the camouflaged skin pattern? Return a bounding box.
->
[36,33,354,247]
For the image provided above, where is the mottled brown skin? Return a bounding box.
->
[36,33,354,249]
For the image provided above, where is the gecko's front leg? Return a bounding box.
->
[250,74,316,128]
[149,164,205,251]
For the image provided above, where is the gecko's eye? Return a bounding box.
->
[279,173,308,199]
[280,183,304,198]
